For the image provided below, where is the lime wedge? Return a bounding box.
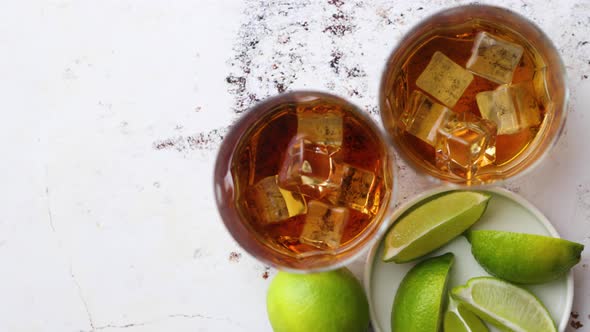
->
[383,191,491,263]
[391,253,454,332]
[444,296,489,332]
[452,277,556,332]
[466,230,584,284]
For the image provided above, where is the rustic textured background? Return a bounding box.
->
[2,0,589,330]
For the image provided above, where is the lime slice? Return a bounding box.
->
[391,253,454,332]
[444,296,489,332]
[452,277,556,332]
[467,230,584,284]
[383,191,491,263]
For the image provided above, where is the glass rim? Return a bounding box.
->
[378,3,569,187]
[213,90,399,273]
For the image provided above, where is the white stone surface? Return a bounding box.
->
[1,0,589,331]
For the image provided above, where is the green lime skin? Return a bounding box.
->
[266,268,369,332]
[466,230,584,284]
[444,297,489,332]
[391,253,454,332]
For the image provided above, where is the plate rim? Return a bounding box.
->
[363,187,574,332]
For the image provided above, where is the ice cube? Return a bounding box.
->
[416,51,474,108]
[476,84,541,135]
[401,90,454,146]
[300,200,349,250]
[278,135,337,199]
[326,163,377,214]
[466,32,524,84]
[476,85,519,135]
[533,68,551,110]
[436,112,497,179]
[245,175,307,224]
[511,82,542,128]
[296,108,343,147]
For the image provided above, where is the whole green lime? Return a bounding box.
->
[266,268,369,332]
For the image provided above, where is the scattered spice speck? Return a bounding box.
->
[154,140,175,150]
[261,266,272,279]
[570,320,583,329]
[226,0,375,125]
[323,23,353,37]
[327,0,345,8]
[153,128,227,152]
[329,50,343,74]
[229,251,242,263]
[572,312,580,319]
[347,66,366,78]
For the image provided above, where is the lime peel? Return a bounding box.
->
[467,230,584,284]
[444,296,489,332]
[391,253,454,332]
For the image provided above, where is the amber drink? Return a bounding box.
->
[380,5,567,184]
[214,92,396,271]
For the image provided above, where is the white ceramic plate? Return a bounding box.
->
[364,187,573,332]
